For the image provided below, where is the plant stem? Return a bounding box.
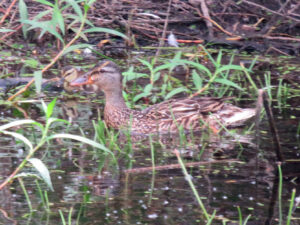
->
[0,123,50,190]
[7,6,88,101]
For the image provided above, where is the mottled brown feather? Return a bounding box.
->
[70,61,256,134]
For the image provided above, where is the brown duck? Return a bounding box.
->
[70,61,256,134]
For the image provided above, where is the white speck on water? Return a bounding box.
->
[148,213,158,219]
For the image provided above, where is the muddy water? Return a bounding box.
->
[0,57,300,224]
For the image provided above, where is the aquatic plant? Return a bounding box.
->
[0,98,115,191]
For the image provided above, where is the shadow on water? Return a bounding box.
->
[0,55,299,224]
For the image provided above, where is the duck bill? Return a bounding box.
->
[70,74,94,87]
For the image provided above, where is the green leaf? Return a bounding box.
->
[0,119,36,132]
[123,68,148,82]
[46,98,57,118]
[165,87,188,100]
[87,0,97,6]
[216,50,222,68]
[24,58,39,68]
[84,27,128,40]
[19,0,28,38]
[192,70,202,90]
[41,100,48,115]
[48,134,115,160]
[64,0,83,20]
[23,20,64,44]
[144,83,153,94]
[2,131,33,152]
[33,9,52,21]
[215,65,245,75]
[35,0,54,7]
[69,27,89,41]
[62,44,93,56]
[153,63,174,73]
[214,78,243,90]
[173,51,182,60]
[138,59,153,71]
[52,5,65,35]
[153,72,160,82]
[28,158,54,191]
[0,29,15,32]
[34,70,43,94]
[83,4,90,12]
[174,60,212,77]
[133,92,150,102]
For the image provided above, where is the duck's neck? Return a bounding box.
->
[103,88,127,109]
[103,88,132,129]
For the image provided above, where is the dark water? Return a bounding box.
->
[0,97,299,225]
[0,53,300,224]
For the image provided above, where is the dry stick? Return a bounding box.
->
[190,5,238,38]
[124,159,241,174]
[199,0,213,38]
[7,12,88,101]
[241,0,300,22]
[0,0,17,25]
[262,91,284,162]
[153,0,172,65]
[265,46,291,56]
[262,35,300,42]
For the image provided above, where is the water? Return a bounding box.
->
[0,55,300,224]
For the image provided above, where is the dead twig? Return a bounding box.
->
[0,0,17,25]
[124,159,242,174]
[241,0,300,22]
[153,0,172,65]
[199,0,213,38]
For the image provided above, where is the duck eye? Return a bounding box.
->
[99,68,107,73]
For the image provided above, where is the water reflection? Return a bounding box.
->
[0,93,299,225]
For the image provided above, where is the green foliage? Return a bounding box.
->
[123,48,251,105]
[28,158,54,191]
[0,99,116,192]
[34,70,43,93]
[19,0,29,38]
[0,28,15,32]
[19,0,128,46]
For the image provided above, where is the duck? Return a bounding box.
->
[70,60,256,134]
[61,66,84,93]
